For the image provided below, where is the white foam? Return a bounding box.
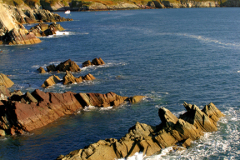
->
[116,107,240,160]
[100,106,113,110]
[83,105,97,111]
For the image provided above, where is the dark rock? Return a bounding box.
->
[46,64,56,72]
[37,67,46,73]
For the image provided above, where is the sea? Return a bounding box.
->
[0,7,240,160]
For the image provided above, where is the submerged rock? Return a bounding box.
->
[0,89,143,136]
[57,102,224,160]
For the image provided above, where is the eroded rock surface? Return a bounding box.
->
[57,102,224,160]
[0,73,14,88]
[63,71,95,85]
[30,22,65,37]
[46,59,81,72]
[0,89,143,136]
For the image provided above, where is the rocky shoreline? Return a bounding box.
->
[57,102,224,160]
[0,73,145,136]
[0,2,72,45]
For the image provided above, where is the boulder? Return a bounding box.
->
[29,22,65,37]
[0,73,14,88]
[41,75,61,88]
[82,73,96,81]
[92,57,105,65]
[82,60,92,67]
[57,102,224,160]
[63,71,83,85]
[56,59,81,72]
[37,67,46,73]
[128,95,145,104]
[82,58,105,67]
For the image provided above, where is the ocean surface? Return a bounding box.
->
[0,8,240,160]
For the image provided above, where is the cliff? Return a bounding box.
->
[0,0,72,45]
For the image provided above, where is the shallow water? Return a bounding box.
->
[0,8,240,160]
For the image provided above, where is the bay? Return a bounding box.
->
[0,8,240,159]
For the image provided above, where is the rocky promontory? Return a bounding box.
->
[0,1,72,45]
[0,73,144,136]
[57,102,224,160]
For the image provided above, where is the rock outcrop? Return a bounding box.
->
[46,59,81,73]
[63,71,95,85]
[82,58,105,67]
[29,22,65,37]
[0,89,143,136]
[0,2,73,45]
[41,75,61,88]
[57,102,224,160]
[0,3,41,45]
[0,73,14,88]
[41,72,96,87]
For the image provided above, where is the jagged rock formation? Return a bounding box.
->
[46,59,81,73]
[63,71,95,85]
[41,72,96,87]
[0,88,144,136]
[41,75,61,88]
[39,58,105,73]
[0,2,73,45]
[57,102,224,160]
[2,3,73,24]
[29,22,65,37]
[0,73,14,88]
[0,3,41,45]
[82,58,105,67]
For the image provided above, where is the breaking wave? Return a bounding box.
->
[117,107,240,160]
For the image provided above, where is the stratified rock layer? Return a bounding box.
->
[57,102,224,160]
[0,73,14,88]
[0,89,143,136]
[63,71,95,85]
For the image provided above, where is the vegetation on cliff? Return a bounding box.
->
[1,0,237,10]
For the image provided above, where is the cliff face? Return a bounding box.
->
[40,0,219,11]
[0,3,41,45]
[0,1,72,45]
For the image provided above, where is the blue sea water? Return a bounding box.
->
[0,8,240,160]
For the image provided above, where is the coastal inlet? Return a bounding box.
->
[0,8,240,160]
